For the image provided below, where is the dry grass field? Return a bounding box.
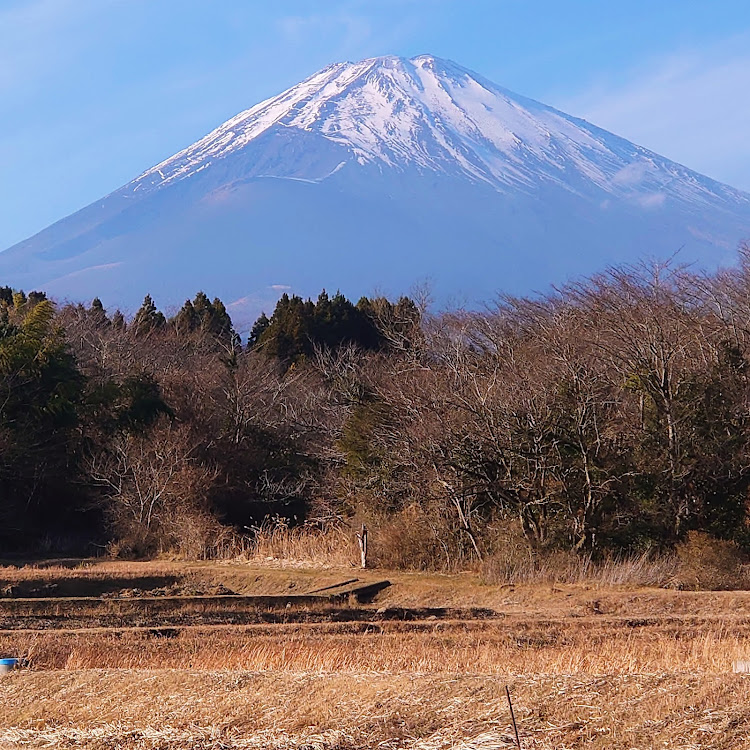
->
[2,559,750,749]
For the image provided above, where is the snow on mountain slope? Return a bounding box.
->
[1,54,749,327]
[128,54,748,209]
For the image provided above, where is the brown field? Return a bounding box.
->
[2,559,750,748]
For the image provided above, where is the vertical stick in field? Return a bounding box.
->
[505,685,521,749]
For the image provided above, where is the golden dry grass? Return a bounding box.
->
[2,670,750,749]
[3,560,750,747]
[0,560,179,581]
[2,616,750,673]
[246,523,360,567]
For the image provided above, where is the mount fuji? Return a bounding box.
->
[2,54,749,324]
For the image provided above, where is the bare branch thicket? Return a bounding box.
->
[87,418,220,556]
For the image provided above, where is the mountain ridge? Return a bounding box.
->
[125,54,750,206]
[1,54,748,325]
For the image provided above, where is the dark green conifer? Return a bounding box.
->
[88,297,109,329]
[171,291,235,342]
[131,294,166,337]
[172,299,198,335]
[247,312,270,350]
[111,310,126,330]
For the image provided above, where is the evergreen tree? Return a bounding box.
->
[0,287,13,306]
[111,310,126,331]
[171,292,235,342]
[256,290,392,363]
[131,295,166,337]
[209,296,234,341]
[88,298,110,329]
[27,291,48,307]
[0,299,84,545]
[172,299,198,335]
[247,312,270,350]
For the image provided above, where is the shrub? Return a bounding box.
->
[367,503,478,571]
[674,531,748,590]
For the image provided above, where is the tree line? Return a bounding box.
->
[3,255,750,566]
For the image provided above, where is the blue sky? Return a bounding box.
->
[1,0,750,250]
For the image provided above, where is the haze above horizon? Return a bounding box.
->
[1,0,749,252]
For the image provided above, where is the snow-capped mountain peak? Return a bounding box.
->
[129,54,748,211]
[2,54,749,326]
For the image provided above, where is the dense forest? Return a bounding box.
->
[4,255,750,567]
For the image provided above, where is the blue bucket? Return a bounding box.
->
[0,658,19,674]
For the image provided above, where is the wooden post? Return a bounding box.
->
[505,685,521,749]
[356,524,368,569]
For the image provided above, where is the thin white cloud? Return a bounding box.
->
[558,35,750,191]
[635,192,667,210]
[612,161,652,187]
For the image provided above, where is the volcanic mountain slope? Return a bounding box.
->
[1,54,749,324]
